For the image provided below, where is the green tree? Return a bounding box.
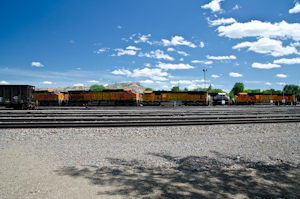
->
[244,89,261,93]
[145,88,153,91]
[183,87,189,92]
[230,82,244,95]
[171,86,181,92]
[90,84,106,91]
[209,89,226,93]
[284,84,300,101]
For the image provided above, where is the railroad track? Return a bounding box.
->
[1,106,300,128]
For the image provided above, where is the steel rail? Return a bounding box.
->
[1,118,300,128]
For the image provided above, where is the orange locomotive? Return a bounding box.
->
[68,88,139,106]
[141,91,209,106]
[33,90,65,106]
[234,92,296,105]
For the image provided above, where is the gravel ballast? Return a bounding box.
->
[1,123,300,198]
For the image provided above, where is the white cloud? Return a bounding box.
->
[273,57,300,64]
[177,51,190,56]
[211,74,220,78]
[121,38,128,42]
[41,81,53,84]
[117,25,121,29]
[232,37,299,57]
[265,82,272,85]
[31,62,44,67]
[167,48,176,51]
[115,48,137,56]
[207,55,237,60]
[161,36,197,48]
[252,62,281,69]
[126,46,141,50]
[180,58,184,61]
[94,48,108,54]
[144,63,151,67]
[77,68,81,70]
[69,40,75,43]
[131,68,169,80]
[199,41,205,48]
[170,80,209,85]
[244,81,263,84]
[207,17,237,26]
[218,20,300,41]
[111,69,132,76]
[87,80,100,83]
[232,5,240,10]
[291,42,300,47]
[140,80,154,84]
[276,74,288,78]
[276,82,286,86]
[0,81,9,84]
[201,0,224,13]
[191,60,213,64]
[289,2,300,14]
[74,83,84,86]
[138,49,174,61]
[229,72,243,77]
[155,62,195,70]
[133,34,151,44]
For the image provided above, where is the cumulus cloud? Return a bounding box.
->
[41,81,52,84]
[232,5,240,10]
[167,48,176,51]
[218,20,300,41]
[126,46,141,50]
[252,62,281,69]
[177,51,190,56]
[201,0,224,13]
[111,69,132,76]
[132,34,151,44]
[87,80,100,83]
[161,36,197,48]
[74,83,84,86]
[0,81,9,84]
[114,48,137,56]
[31,62,44,67]
[232,37,299,57]
[199,41,205,48]
[207,55,237,60]
[265,82,272,85]
[112,68,170,81]
[229,72,243,77]
[191,60,213,64]
[94,48,109,54]
[155,62,195,70]
[117,25,121,29]
[276,82,286,86]
[273,57,300,64]
[207,17,237,26]
[289,2,300,14]
[276,74,288,78]
[211,74,220,78]
[140,80,154,84]
[138,49,174,61]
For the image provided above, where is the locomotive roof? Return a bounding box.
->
[153,91,208,95]
[247,92,295,96]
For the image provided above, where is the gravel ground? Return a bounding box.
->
[1,123,300,199]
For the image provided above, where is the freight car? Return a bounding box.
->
[68,88,140,106]
[33,90,64,106]
[0,85,35,109]
[234,92,296,105]
[141,91,209,106]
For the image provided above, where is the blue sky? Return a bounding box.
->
[1,0,300,92]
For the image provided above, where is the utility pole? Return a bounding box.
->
[203,69,207,91]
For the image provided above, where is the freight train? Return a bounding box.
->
[0,85,296,109]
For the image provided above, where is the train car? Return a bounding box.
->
[210,93,231,105]
[68,88,140,106]
[234,92,296,105]
[0,85,35,109]
[33,90,65,106]
[141,91,209,106]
